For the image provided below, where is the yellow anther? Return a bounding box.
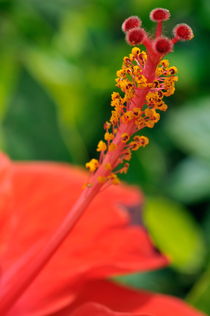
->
[119,163,129,174]
[139,51,147,62]
[97,140,107,152]
[123,149,132,161]
[108,173,120,185]
[134,135,149,147]
[124,88,134,100]
[156,67,164,76]
[146,91,160,103]
[121,133,130,143]
[145,120,155,128]
[133,108,141,118]
[163,86,175,96]
[160,59,169,68]
[104,121,111,130]
[111,98,122,107]
[122,111,134,123]
[125,67,132,75]
[123,56,131,65]
[131,47,140,56]
[116,69,126,78]
[157,90,164,99]
[135,117,146,129]
[117,79,133,93]
[137,76,147,88]
[85,159,99,172]
[129,141,141,151]
[129,53,135,61]
[168,66,178,75]
[140,136,149,147]
[104,132,114,141]
[111,92,121,100]
[133,65,141,75]
[145,108,160,127]
[110,110,120,125]
[157,102,168,111]
[145,108,159,119]
[145,108,153,117]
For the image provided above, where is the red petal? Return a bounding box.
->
[71,302,148,316]
[0,153,13,258]
[58,280,206,316]
[1,160,168,314]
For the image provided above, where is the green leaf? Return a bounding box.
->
[0,52,19,149]
[168,157,210,203]
[143,197,206,273]
[3,69,71,162]
[115,269,185,296]
[0,53,18,118]
[122,141,167,192]
[166,97,210,161]
[23,47,88,164]
[187,263,210,315]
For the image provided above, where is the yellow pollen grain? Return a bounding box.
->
[122,111,134,123]
[111,92,120,100]
[145,121,155,128]
[104,132,114,141]
[129,53,135,61]
[139,136,149,147]
[104,121,111,130]
[123,149,132,161]
[97,140,107,152]
[131,47,140,56]
[109,173,120,185]
[168,66,178,75]
[129,141,141,151]
[160,59,169,68]
[123,56,131,65]
[85,159,99,172]
[133,108,141,118]
[157,102,168,111]
[134,135,149,145]
[121,133,130,143]
[119,163,129,174]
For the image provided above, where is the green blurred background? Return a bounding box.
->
[0,0,210,314]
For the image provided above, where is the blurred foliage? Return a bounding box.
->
[187,263,210,315]
[143,197,206,274]
[0,0,210,314]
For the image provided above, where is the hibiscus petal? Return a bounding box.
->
[58,280,206,316]
[0,153,13,258]
[1,160,168,315]
[71,302,149,316]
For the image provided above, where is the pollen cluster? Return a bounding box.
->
[85,8,193,188]
[114,48,178,127]
[85,47,178,184]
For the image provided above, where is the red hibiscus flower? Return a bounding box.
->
[0,153,205,316]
